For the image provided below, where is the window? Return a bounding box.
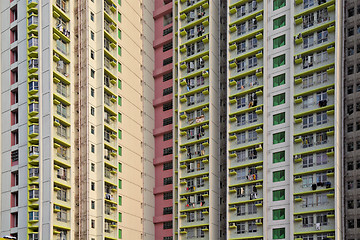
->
[10,6,17,23]
[273,0,286,10]
[348,27,354,37]
[163,147,173,156]
[163,221,172,229]
[118,146,122,156]
[10,27,18,43]
[349,7,355,17]
[163,57,173,66]
[164,191,173,200]
[11,192,18,208]
[91,144,95,153]
[119,195,122,205]
[91,125,95,134]
[163,102,173,111]
[90,106,95,116]
[163,42,173,52]
[273,151,285,163]
[91,219,95,228]
[273,93,285,106]
[273,189,285,201]
[273,170,285,182]
[273,228,285,239]
[348,161,354,170]
[163,132,173,141]
[118,129,122,139]
[118,63,122,73]
[273,73,285,87]
[163,87,173,96]
[118,12,122,22]
[163,26,173,36]
[163,162,173,170]
[118,29,122,39]
[91,163,95,172]
[11,131,18,146]
[91,69,95,78]
[273,15,286,30]
[273,54,286,68]
[118,179,122,189]
[91,182,95,191]
[163,207,173,215]
[90,50,94,59]
[90,88,94,97]
[273,208,285,220]
[273,112,285,125]
[163,13,173,26]
[90,12,94,21]
[118,96,122,106]
[163,72,173,82]
[10,212,18,228]
[91,200,95,209]
[163,117,173,126]
[273,35,285,49]
[11,48,18,64]
[11,171,19,187]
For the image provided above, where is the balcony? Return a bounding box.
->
[179,110,209,129]
[294,218,334,234]
[104,219,117,239]
[229,170,263,186]
[229,20,263,43]
[229,2,264,24]
[294,133,334,154]
[228,187,263,204]
[180,126,209,146]
[229,58,263,80]
[294,96,334,117]
[179,93,209,113]
[54,19,70,42]
[180,6,209,28]
[179,177,209,195]
[228,203,263,222]
[55,0,68,14]
[228,222,263,240]
[180,213,209,228]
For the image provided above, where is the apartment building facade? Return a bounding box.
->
[152,0,174,240]
[0,0,155,239]
[173,0,343,239]
[343,1,360,240]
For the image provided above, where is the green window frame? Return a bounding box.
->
[273,0,286,10]
[118,79,122,89]
[273,131,285,144]
[118,162,122,172]
[273,189,285,201]
[119,212,122,222]
[273,112,285,125]
[118,179,122,189]
[273,73,285,87]
[273,209,285,220]
[118,12,122,22]
[273,54,286,68]
[273,93,285,106]
[273,15,286,30]
[118,112,122,122]
[118,146,122,156]
[273,35,285,49]
[118,96,122,106]
[273,170,285,182]
[118,195,122,205]
[118,129,122,139]
[118,46,122,56]
[118,0,121,6]
[118,62,122,73]
[119,229,122,239]
[118,29,122,39]
[273,151,285,163]
[273,228,285,239]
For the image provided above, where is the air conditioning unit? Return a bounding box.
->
[294,55,301,60]
[256,68,262,73]
[294,155,301,160]
[296,33,302,39]
[180,45,185,49]
[55,119,60,124]
[180,112,185,116]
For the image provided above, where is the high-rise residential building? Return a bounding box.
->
[152,0,174,239]
[343,2,360,240]
[173,0,342,239]
[0,0,156,239]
